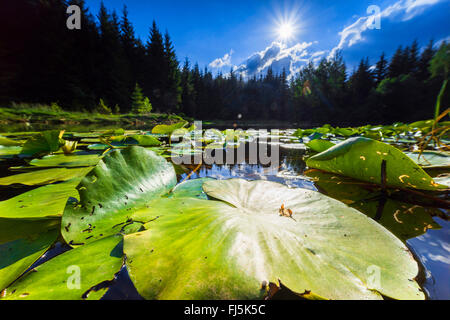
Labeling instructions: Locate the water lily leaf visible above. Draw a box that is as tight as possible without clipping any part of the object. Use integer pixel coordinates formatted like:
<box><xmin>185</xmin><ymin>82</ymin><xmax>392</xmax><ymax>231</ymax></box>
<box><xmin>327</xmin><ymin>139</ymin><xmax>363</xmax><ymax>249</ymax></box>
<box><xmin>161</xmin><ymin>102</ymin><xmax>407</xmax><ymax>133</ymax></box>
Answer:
<box><xmin>306</xmin><ymin>137</ymin><xmax>446</xmax><ymax>191</ymax></box>
<box><xmin>124</xmin><ymin>178</ymin><xmax>424</xmax><ymax>300</ymax></box>
<box><xmin>151</xmin><ymin>121</ymin><xmax>188</xmax><ymax>135</ymax></box>
<box><xmin>0</xmin><ymin>227</ymin><xmax>58</xmax><ymax>291</ymax></box>
<box><xmin>0</xmin><ymin>136</ymin><xmax>23</xmax><ymax>146</ymax></box>
<box><xmin>111</xmin><ymin>135</ymin><xmax>162</xmax><ymax>147</ymax></box>
<box><xmin>1</xmin><ymin>235</ymin><xmax>123</xmax><ymax>300</ymax></box>
<box><xmin>305</xmin><ymin>170</ymin><xmax>442</xmax><ymax>241</ymax></box>
<box><xmin>0</xmin><ymin>180</ymin><xmax>80</xmax><ymax>219</ymax></box>
<box><xmin>0</xmin><ymin>146</ymin><xmax>21</xmax><ymax>158</ymax></box>
<box><xmin>28</xmin><ymin>153</ymin><xmax>101</xmax><ymax>168</ymax></box>
<box><xmin>21</xmin><ymin>130</ymin><xmax>65</xmax><ymax>157</ymax></box>
<box><xmin>61</xmin><ymin>146</ymin><xmax>176</xmax><ymax>246</ymax></box>
<box><xmin>305</xmin><ymin>139</ymin><xmax>335</xmax><ymax>153</ymax></box>
<box><xmin>169</xmin><ymin>178</ymin><xmax>214</xmax><ymax>199</ymax></box>
<box><xmin>0</xmin><ymin>167</ymin><xmax>93</xmax><ymax>186</ymax></box>
<box><xmin>405</xmin><ymin>151</ymin><xmax>450</xmax><ymax>168</ymax></box>
<box><xmin>0</xmin><ymin>218</ymin><xmax>60</xmax><ymax>244</ymax></box>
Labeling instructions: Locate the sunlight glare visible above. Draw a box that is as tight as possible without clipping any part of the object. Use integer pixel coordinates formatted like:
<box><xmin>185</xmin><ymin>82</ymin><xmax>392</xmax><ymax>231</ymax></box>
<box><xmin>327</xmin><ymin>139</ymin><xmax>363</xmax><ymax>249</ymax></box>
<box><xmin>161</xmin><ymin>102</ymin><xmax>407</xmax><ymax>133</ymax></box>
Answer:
<box><xmin>278</xmin><ymin>23</ymin><xmax>295</xmax><ymax>40</ymax></box>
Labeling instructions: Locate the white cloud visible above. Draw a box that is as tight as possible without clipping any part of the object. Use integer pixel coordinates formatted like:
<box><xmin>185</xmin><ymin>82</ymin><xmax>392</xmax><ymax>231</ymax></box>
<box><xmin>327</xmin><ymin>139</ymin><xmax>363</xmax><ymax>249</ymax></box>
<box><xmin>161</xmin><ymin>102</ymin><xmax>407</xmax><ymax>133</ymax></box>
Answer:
<box><xmin>233</xmin><ymin>41</ymin><xmax>322</xmax><ymax>80</ymax></box>
<box><xmin>329</xmin><ymin>0</ymin><xmax>445</xmax><ymax>58</ymax></box>
<box><xmin>209</xmin><ymin>49</ymin><xmax>233</xmax><ymax>68</ymax></box>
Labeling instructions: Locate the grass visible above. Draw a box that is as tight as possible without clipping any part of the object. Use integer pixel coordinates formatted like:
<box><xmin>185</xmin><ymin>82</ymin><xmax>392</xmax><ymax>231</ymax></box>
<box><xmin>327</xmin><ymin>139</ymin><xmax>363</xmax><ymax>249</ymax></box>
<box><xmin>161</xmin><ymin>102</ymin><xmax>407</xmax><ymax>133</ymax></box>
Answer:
<box><xmin>0</xmin><ymin>103</ymin><xmax>189</xmax><ymax>127</ymax></box>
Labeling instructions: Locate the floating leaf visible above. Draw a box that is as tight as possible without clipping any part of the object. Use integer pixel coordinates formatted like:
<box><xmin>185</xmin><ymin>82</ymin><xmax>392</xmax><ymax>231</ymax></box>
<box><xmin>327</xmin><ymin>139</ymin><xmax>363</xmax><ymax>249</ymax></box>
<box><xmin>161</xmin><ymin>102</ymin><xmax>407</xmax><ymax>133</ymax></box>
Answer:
<box><xmin>0</xmin><ymin>227</ymin><xmax>58</xmax><ymax>291</ymax></box>
<box><xmin>151</xmin><ymin>121</ymin><xmax>188</xmax><ymax>135</ymax></box>
<box><xmin>124</xmin><ymin>178</ymin><xmax>424</xmax><ymax>300</ymax></box>
<box><xmin>305</xmin><ymin>139</ymin><xmax>335</xmax><ymax>153</ymax></box>
<box><xmin>111</xmin><ymin>135</ymin><xmax>161</xmax><ymax>147</ymax></box>
<box><xmin>306</xmin><ymin>137</ymin><xmax>446</xmax><ymax>191</ymax></box>
<box><xmin>28</xmin><ymin>153</ymin><xmax>101</xmax><ymax>168</ymax></box>
<box><xmin>1</xmin><ymin>235</ymin><xmax>123</xmax><ymax>300</ymax></box>
<box><xmin>0</xmin><ymin>180</ymin><xmax>80</xmax><ymax>219</ymax></box>
<box><xmin>0</xmin><ymin>136</ymin><xmax>23</xmax><ymax>147</ymax></box>
<box><xmin>405</xmin><ymin>151</ymin><xmax>450</xmax><ymax>169</ymax></box>
<box><xmin>0</xmin><ymin>167</ymin><xmax>93</xmax><ymax>186</ymax></box>
<box><xmin>61</xmin><ymin>146</ymin><xmax>176</xmax><ymax>246</ymax></box>
<box><xmin>21</xmin><ymin>130</ymin><xmax>65</xmax><ymax>157</ymax></box>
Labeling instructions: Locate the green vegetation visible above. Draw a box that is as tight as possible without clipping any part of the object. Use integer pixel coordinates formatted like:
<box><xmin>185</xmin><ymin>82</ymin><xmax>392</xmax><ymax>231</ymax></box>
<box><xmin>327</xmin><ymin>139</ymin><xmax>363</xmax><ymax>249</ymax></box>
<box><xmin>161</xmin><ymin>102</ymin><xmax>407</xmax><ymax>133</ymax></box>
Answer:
<box><xmin>0</xmin><ymin>120</ymin><xmax>448</xmax><ymax>300</ymax></box>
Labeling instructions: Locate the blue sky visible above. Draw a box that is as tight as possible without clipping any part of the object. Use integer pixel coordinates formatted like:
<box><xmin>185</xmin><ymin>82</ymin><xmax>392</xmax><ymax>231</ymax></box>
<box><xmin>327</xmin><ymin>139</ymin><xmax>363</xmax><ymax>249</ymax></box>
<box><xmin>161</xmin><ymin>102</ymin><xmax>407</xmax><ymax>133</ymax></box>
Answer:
<box><xmin>85</xmin><ymin>0</ymin><xmax>450</xmax><ymax>78</ymax></box>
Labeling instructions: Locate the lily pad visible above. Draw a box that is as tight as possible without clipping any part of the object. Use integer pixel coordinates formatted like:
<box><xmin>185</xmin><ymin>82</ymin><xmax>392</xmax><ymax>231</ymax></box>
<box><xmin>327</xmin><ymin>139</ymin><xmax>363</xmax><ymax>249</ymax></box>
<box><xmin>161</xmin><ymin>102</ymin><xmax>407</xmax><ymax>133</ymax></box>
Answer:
<box><xmin>170</xmin><ymin>178</ymin><xmax>214</xmax><ymax>199</ymax></box>
<box><xmin>405</xmin><ymin>151</ymin><xmax>450</xmax><ymax>169</ymax></box>
<box><xmin>305</xmin><ymin>139</ymin><xmax>335</xmax><ymax>153</ymax></box>
<box><xmin>21</xmin><ymin>130</ymin><xmax>65</xmax><ymax>157</ymax></box>
<box><xmin>61</xmin><ymin>146</ymin><xmax>177</xmax><ymax>246</ymax></box>
<box><xmin>0</xmin><ymin>227</ymin><xmax>58</xmax><ymax>291</ymax></box>
<box><xmin>1</xmin><ymin>235</ymin><xmax>123</xmax><ymax>300</ymax></box>
<box><xmin>151</xmin><ymin>121</ymin><xmax>188</xmax><ymax>135</ymax></box>
<box><xmin>0</xmin><ymin>136</ymin><xmax>23</xmax><ymax>146</ymax></box>
<box><xmin>0</xmin><ymin>180</ymin><xmax>80</xmax><ymax>219</ymax></box>
<box><xmin>306</xmin><ymin>137</ymin><xmax>446</xmax><ymax>191</ymax></box>
<box><xmin>0</xmin><ymin>218</ymin><xmax>60</xmax><ymax>244</ymax></box>
<box><xmin>0</xmin><ymin>167</ymin><xmax>93</xmax><ymax>186</ymax></box>
<box><xmin>0</xmin><ymin>146</ymin><xmax>21</xmax><ymax>158</ymax></box>
<box><xmin>28</xmin><ymin>153</ymin><xmax>101</xmax><ymax>168</ymax></box>
<box><xmin>124</xmin><ymin>178</ymin><xmax>424</xmax><ymax>300</ymax></box>
<box><xmin>112</xmin><ymin>135</ymin><xmax>162</xmax><ymax>147</ymax></box>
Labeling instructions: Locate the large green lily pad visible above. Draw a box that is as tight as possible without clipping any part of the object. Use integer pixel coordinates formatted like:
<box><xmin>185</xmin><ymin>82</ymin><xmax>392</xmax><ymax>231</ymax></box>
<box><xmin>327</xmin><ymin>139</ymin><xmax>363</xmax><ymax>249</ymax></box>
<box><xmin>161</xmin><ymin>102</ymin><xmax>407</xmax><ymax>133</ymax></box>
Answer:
<box><xmin>0</xmin><ymin>180</ymin><xmax>80</xmax><ymax>219</ymax></box>
<box><xmin>1</xmin><ymin>235</ymin><xmax>123</xmax><ymax>300</ymax></box>
<box><xmin>0</xmin><ymin>227</ymin><xmax>58</xmax><ymax>291</ymax></box>
<box><xmin>0</xmin><ymin>167</ymin><xmax>93</xmax><ymax>186</ymax></box>
<box><xmin>306</xmin><ymin>137</ymin><xmax>446</xmax><ymax>191</ymax></box>
<box><xmin>28</xmin><ymin>153</ymin><xmax>101</xmax><ymax>168</ymax></box>
<box><xmin>124</xmin><ymin>178</ymin><xmax>424</xmax><ymax>300</ymax></box>
<box><xmin>61</xmin><ymin>146</ymin><xmax>177</xmax><ymax>246</ymax></box>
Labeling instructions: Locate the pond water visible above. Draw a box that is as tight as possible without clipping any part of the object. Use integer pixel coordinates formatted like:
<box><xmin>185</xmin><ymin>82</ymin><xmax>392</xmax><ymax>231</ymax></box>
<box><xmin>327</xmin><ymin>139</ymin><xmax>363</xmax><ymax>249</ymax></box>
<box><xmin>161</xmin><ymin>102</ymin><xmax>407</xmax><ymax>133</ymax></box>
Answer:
<box><xmin>0</xmin><ymin>128</ymin><xmax>448</xmax><ymax>300</ymax></box>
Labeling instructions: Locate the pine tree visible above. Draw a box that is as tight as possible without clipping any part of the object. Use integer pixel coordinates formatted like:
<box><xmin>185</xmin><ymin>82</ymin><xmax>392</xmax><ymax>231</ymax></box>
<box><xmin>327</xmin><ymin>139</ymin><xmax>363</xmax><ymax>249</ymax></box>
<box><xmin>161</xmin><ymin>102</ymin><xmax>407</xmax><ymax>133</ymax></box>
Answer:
<box><xmin>146</xmin><ymin>21</ymin><xmax>166</xmax><ymax>111</ymax></box>
<box><xmin>131</xmin><ymin>83</ymin><xmax>152</xmax><ymax>114</ymax></box>
<box><xmin>164</xmin><ymin>31</ymin><xmax>182</xmax><ymax>112</ymax></box>
<box><xmin>375</xmin><ymin>52</ymin><xmax>388</xmax><ymax>84</ymax></box>
<box><xmin>417</xmin><ymin>40</ymin><xmax>436</xmax><ymax>81</ymax></box>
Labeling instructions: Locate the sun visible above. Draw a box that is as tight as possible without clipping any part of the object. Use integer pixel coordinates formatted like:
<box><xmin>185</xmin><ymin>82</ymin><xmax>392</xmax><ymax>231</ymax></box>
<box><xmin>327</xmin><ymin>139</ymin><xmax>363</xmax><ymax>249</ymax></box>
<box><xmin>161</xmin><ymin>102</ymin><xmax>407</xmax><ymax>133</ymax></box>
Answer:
<box><xmin>278</xmin><ymin>23</ymin><xmax>295</xmax><ymax>40</ymax></box>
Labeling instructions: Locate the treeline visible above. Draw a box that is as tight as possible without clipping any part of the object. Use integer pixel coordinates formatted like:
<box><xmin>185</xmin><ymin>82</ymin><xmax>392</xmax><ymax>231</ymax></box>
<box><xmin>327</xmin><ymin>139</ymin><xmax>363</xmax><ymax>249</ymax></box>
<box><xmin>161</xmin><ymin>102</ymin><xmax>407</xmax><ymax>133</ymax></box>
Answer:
<box><xmin>0</xmin><ymin>0</ymin><xmax>448</xmax><ymax>125</ymax></box>
<box><xmin>0</xmin><ymin>0</ymin><xmax>181</xmax><ymax>114</ymax></box>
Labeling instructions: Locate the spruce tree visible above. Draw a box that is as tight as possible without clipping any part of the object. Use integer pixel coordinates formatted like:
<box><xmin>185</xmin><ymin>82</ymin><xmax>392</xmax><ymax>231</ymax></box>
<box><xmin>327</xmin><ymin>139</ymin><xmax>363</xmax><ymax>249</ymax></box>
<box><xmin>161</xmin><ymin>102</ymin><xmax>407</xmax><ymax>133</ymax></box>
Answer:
<box><xmin>131</xmin><ymin>83</ymin><xmax>152</xmax><ymax>114</ymax></box>
<box><xmin>375</xmin><ymin>52</ymin><xmax>388</xmax><ymax>84</ymax></box>
<box><xmin>164</xmin><ymin>31</ymin><xmax>182</xmax><ymax>112</ymax></box>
